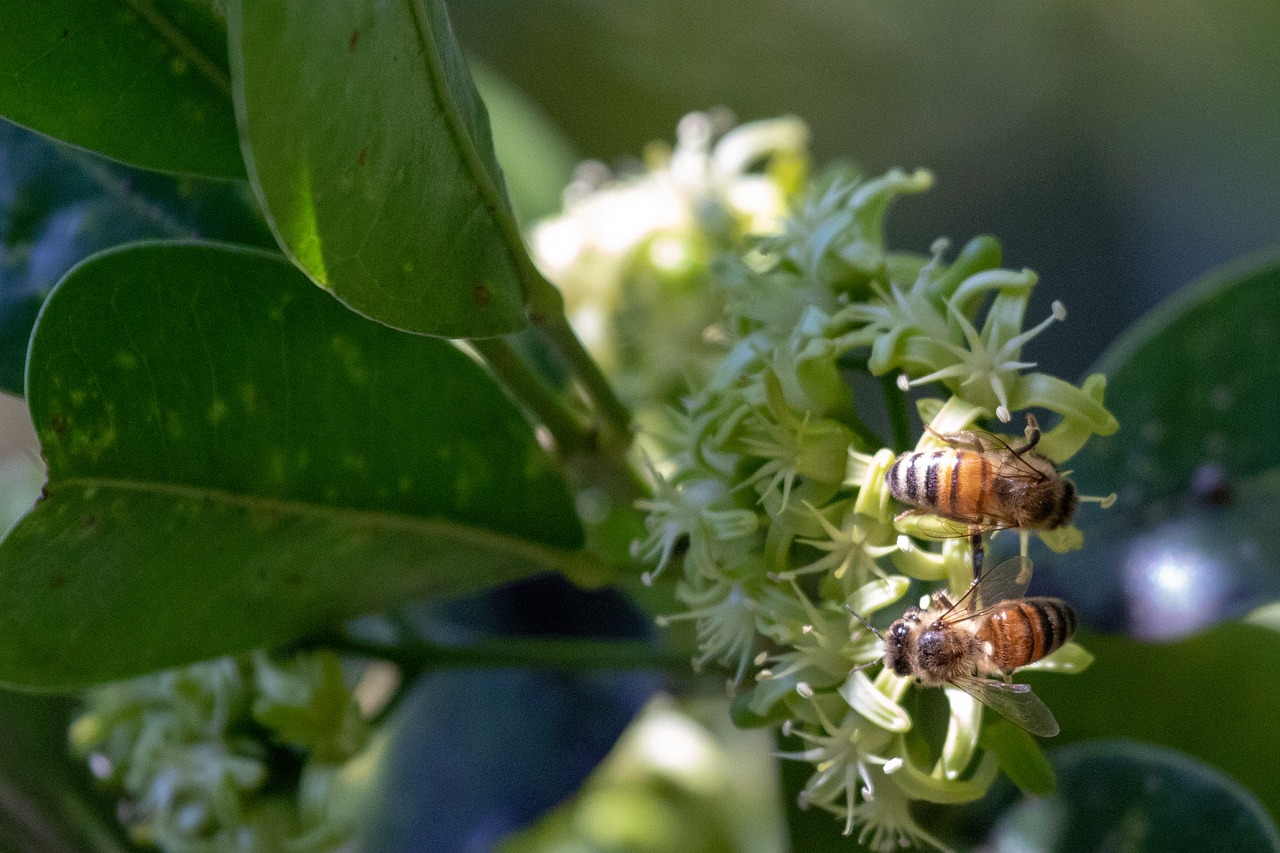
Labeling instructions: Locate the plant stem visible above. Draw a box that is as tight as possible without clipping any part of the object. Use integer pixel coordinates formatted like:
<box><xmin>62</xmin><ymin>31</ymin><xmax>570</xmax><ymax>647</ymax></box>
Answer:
<box><xmin>880</xmin><ymin>373</ymin><xmax>912</xmax><ymax>450</ymax></box>
<box><xmin>521</xmin><ymin>263</ymin><xmax>634</xmax><ymax>449</ymax></box>
<box><xmin>469</xmin><ymin>337</ymin><xmax>592</xmax><ymax>455</ymax></box>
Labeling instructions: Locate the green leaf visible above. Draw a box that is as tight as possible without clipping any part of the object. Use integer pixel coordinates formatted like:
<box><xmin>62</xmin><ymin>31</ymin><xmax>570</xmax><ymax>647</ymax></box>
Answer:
<box><xmin>0</xmin><ymin>0</ymin><xmax>242</xmax><ymax>179</ymax></box>
<box><xmin>1028</xmin><ymin>624</ymin><xmax>1280</xmax><ymax>823</ymax></box>
<box><xmin>987</xmin><ymin>740</ymin><xmax>1280</xmax><ymax>852</ymax></box>
<box><xmin>978</xmin><ymin>717</ymin><xmax>1055</xmax><ymax>797</ymax></box>
<box><xmin>0</xmin><ymin>117</ymin><xmax>272</xmax><ymax>395</ymax></box>
<box><xmin>229</xmin><ymin>0</ymin><xmax>529</xmax><ymax>337</ymax></box>
<box><xmin>1</xmin><ymin>241</ymin><xmax>582</xmax><ymax>690</ymax></box>
<box><xmin>1056</xmin><ymin>471</ymin><xmax>1280</xmax><ymax>639</ymax></box>
<box><xmin>1040</xmin><ymin>252</ymin><xmax>1280</xmax><ymax>637</ymax></box>
<box><xmin>1072</xmin><ymin>250</ymin><xmax>1280</xmax><ymax>519</ymax></box>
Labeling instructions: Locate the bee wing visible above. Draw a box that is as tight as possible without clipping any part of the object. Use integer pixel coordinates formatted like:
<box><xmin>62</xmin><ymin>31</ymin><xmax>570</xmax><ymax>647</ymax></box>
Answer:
<box><xmin>952</xmin><ymin>676</ymin><xmax>1060</xmax><ymax>737</ymax></box>
<box><xmin>971</xmin><ymin>555</ymin><xmax>1034</xmax><ymax>611</ymax></box>
<box><xmin>999</xmin><ymin>458</ymin><xmax>1054</xmax><ymax>484</ymax></box>
<box><xmin>941</xmin><ymin>556</ymin><xmax>1034</xmax><ymax>622</ymax></box>
<box><xmin>929</xmin><ymin>425</ymin><xmax>1006</xmax><ymax>453</ymax></box>
<box><xmin>950</xmin><ymin>427</ymin><xmax>1051</xmax><ymax>484</ymax></box>
<box><xmin>898</xmin><ymin>514</ymin><xmax>1024</xmax><ymax>547</ymax></box>
<box><xmin>903</xmin><ymin>515</ymin><xmax>975</xmax><ymax>538</ymax></box>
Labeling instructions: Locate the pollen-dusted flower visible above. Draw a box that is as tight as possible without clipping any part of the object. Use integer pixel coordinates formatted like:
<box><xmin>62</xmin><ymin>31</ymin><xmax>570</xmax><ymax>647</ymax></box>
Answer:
<box><xmin>737</xmin><ymin>372</ymin><xmax>856</xmax><ymax>511</ymax></box>
<box><xmin>789</xmin><ymin>504</ymin><xmax>896</xmax><ymax>585</ymax></box>
<box><xmin>633</xmin><ymin>459</ymin><xmax>739</xmax><ymax>585</ymax></box>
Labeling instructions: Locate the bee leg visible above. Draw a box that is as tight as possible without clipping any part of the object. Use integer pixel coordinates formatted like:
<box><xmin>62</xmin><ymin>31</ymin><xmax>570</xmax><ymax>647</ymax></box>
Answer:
<box><xmin>893</xmin><ymin>507</ymin><xmax>927</xmax><ymax>522</ymax></box>
<box><xmin>969</xmin><ymin>527</ymin><xmax>984</xmax><ymax>577</ymax></box>
<box><xmin>925</xmin><ymin>421</ymin><xmax>987</xmax><ymax>452</ymax></box>
<box><xmin>1010</xmin><ymin>413</ymin><xmax>1042</xmax><ymax>454</ymax></box>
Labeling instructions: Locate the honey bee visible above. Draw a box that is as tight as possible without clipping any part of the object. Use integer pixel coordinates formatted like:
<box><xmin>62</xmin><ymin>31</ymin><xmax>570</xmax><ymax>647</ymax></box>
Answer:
<box><xmin>885</xmin><ymin>413</ymin><xmax>1076</xmax><ymax>573</ymax></box>
<box><xmin>849</xmin><ymin>556</ymin><xmax>1074</xmax><ymax>736</ymax></box>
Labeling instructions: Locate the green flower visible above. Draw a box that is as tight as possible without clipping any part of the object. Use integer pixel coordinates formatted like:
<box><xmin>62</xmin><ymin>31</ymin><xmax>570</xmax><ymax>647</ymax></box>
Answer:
<box><xmin>892</xmin><ymin>290</ymin><xmax>1065</xmax><ymax>423</ymax></box>
<box><xmin>71</xmin><ymin>652</ymin><xmax>369</xmax><ymax>852</ymax></box>
<box><xmin>658</xmin><ymin>576</ymin><xmax>760</xmax><ymax>683</ymax></box>
<box><xmin>629</xmin><ymin>152</ymin><xmax>1115</xmax><ymax>847</ymax></box>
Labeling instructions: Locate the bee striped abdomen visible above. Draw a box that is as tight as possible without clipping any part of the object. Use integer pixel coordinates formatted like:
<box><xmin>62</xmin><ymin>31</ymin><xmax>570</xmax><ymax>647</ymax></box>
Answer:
<box><xmin>887</xmin><ymin>449</ymin><xmax>992</xmax><ymax>522</ymax></box>
<box><xmin>978</xmin><ymin>598</ymin><xmax>1076</xmax><ymax>672</ymax></box>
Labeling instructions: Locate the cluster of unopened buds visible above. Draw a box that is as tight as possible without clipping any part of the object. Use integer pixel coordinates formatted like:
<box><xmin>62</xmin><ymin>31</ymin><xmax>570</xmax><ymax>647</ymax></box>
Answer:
<box><xmin>632</xmin><ymin>153</ymin><xmax>1119</xmax><ymax>849</ymax></box>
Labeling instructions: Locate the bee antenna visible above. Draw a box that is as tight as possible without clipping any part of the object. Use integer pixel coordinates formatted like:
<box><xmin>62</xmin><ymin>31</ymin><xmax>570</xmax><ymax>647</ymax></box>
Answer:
<box><xmin>844</xmin><ymin>603</ymin><xmax>884</xmax><ymax>641</ymax></box>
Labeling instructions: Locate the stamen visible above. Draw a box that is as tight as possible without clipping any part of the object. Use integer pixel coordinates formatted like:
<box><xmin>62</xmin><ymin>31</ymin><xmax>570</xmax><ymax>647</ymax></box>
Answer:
<box><xmin>1079</xmin><ymin>491</ymin><xmax>1118</xmax><ymax>508</ymax></box>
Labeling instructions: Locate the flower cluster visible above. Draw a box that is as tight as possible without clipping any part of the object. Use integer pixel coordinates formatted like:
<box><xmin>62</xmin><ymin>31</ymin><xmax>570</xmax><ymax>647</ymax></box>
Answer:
<box><xmin>530</xmin><ymin>108</ymin><xmax>809</xmax><ymax>409</ymax></box>
<box><xmin>633</xmin><ymin>149</ymin><xmax>1117</xmax><ymax>849</ymax></box>
<box><xmin>70</xmin><ymin>652</ymin><xmax>369</xmax><ymax>853</ymax></box>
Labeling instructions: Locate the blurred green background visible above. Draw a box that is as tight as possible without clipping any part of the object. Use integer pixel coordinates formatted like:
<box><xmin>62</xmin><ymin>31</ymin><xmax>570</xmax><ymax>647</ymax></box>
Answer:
<box><xmin>452</xmin><ymin>0</ymin><xmax>1280</xmax><ymax>383</ymax></box>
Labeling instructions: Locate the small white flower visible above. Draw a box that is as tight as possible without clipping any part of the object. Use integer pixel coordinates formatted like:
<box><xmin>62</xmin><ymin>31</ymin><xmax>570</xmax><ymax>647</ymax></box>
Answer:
<box><xmin>896</xmin><ymin>286</ymin><xmax>1062</xmax><ymax>422</ymax></box>
<box><xmin>657</xmin><ymin>577</ymin><xmax>760</xmax><ymax>684</ymax></box>
<box><xmin>790</xmin><ymin>504</ymin><xmax>897</xmax><ymax>586</ymax></box>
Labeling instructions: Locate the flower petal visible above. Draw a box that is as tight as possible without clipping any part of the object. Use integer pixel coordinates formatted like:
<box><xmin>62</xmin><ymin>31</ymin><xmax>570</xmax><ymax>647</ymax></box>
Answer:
<box><xmin>1037</xmin><ymin>524</ymin><xmax>1084</xmax><ymax>553</ymax></box>
<box><xmin>1019</xmin><ymin>641</ymin><xmax>1094</xmax><ymax>674</ymax></box>
<box><xmin>847</xmin><ymin>575</ymin><xmax>911</xmax><ymax>617</ymax></box>
<box><xmin>890</xmin><ymin>743</ymin><xmax>1000</xmax><ymax>803</ymax></box>
<box><xmin>839</xmin><ymin>670</ymin><xmax>911</xmax><ymax>732</ymax></box>
<box><xmin>937</xmin><ymin>686</ymin><xmax>982</xmax><ymax>780</ymax></box>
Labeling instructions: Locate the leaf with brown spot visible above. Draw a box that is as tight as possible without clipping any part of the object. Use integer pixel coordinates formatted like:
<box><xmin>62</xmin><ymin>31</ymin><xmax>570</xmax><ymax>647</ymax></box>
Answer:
<box><xmin>0</xmin><ymin>242</ymin><xmax>582</xmax><ymax>689</ymax></box>
<box><xmin>230</xmin><ymin>0</ymin><xmax>529</xmax><ymax>336</ymax></box>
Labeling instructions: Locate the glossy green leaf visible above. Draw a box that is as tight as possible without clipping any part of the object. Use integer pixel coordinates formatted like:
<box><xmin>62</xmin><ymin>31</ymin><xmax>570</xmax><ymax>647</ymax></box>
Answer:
<box><xmin>1</xmin><ymin>242</ymin><xmax>581</xmax><ymax>690</ymax></box>
<box><xmin>987</xmin><ymin>740</ymin><xmax>1280</xmax><ymax>852</ymax></box>
<box><xmin>0</xmin><ymin>448</ymin><xmax>134</xmax><ymax>850</ymax></box>
<box><xmin>1071</xmin><ymin>250</ymin><xmax>1280</xmax><ymax>520</ymax></box>
<box><xmin>1028</xmin><ymin>624</ymin><xmax>1280</xmax><ymax>823</ymax></box>
<box><xmin>1043</xmin><ymin>471</ymin><xmax>1280</xmax><ymax>639</ymax></box>
<box><xmin>0</xmin><ymin>0</ymin><xmax>242</xmax><ymax>179</ymax></box>
<box><xmin>0</xmin><ymin>117</ymin><xmax>272</xmax><ymax>395</ymax></box>
<box><xmin>355</xmin><ymin>670</ymin><xmax>655</xmax><ymax>853</ymax></box>
<box><xmin>229</xmin><ymin>0</ymin><xmax>528</xmax><ymax>337</ymax></box>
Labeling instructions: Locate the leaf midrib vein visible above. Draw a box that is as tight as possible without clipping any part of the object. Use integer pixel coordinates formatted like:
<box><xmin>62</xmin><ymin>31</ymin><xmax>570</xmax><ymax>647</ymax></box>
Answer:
<box><xmin>122</xmin><ymin>0</ymin><xmax>232</xmax><ymax>99</ymax></box>
<box><xmin>404</xmin><ymin>0</ymin><xmax>531</xmax><ymax>299</ymax></box>
<box><xmin>51</xmin><ymin>475</ymin><xmax>577</xmax><ymax>572</ymax></box>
